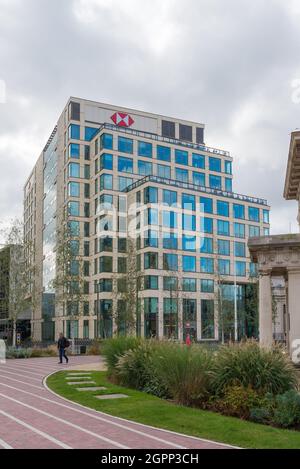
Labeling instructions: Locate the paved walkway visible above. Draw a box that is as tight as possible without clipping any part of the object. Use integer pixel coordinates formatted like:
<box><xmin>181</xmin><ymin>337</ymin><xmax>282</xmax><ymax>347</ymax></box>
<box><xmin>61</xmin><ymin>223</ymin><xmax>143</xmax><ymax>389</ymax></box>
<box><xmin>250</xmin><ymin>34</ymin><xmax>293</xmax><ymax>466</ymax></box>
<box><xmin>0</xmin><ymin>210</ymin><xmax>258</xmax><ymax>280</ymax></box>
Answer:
<box><xmin>0</xmin><ymin>356</ymin><xmax>235</xmax><ymax>449</ymax></box>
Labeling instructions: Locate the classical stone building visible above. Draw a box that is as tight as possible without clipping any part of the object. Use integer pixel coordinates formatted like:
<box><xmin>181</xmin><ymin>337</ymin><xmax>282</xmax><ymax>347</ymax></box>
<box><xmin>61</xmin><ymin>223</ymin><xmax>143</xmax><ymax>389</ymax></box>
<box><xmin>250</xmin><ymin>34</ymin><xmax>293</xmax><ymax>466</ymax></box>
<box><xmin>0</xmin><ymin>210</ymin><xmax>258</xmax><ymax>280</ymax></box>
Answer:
<box><xmin>249</xmin><ymin>130</ymin><xmax>300</xmax><ymax>359</ymax></box>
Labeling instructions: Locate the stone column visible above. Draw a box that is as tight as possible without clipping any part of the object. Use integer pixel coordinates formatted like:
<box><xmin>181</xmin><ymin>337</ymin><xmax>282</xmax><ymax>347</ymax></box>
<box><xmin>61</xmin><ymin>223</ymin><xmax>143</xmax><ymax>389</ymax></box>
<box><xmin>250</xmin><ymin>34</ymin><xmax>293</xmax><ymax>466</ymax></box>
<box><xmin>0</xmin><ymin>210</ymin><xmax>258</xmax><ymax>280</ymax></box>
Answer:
<box><xmin>259</xmin><ymin>269</ymin><xmax>273</xmax><ymax>347</ymax></box>
<box><xmin>287</xmin><ymin>268</ymin><xmax>300</xmax><ymax>356</ymax></box>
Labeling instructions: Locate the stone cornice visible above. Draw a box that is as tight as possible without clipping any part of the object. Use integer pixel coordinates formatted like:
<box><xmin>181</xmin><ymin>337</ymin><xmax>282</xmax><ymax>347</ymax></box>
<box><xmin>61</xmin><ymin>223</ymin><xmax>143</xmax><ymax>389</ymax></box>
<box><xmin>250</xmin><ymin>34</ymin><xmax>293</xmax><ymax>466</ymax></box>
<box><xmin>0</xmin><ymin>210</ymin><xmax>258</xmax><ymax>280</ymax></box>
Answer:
<box><xmin>284</xmin><ymin>130</ymin><xmax>300</xmax><ymax>200</ymax></box>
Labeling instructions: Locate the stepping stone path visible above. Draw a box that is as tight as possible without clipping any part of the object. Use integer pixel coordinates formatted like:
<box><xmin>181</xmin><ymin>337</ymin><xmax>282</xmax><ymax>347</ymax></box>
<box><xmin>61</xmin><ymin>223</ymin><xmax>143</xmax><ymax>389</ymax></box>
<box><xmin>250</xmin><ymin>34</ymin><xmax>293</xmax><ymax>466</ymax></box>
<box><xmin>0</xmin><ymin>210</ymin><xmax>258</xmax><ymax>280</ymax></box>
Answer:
<box><xmin>67</xmin><ymin>381</ymin><xmax>96</xmax><ymax>385</ymax></box>
<box><xmin>95</xmin><ymin>394</ymin><xmax>129</xmax><ymax>400</ymax></box>
<box><xmin>76</xmin><ymin>387</ymin><xmax>107</xmax><ymax>392</ymax></box>
<box><xmin>66</xmin><ymin>376</ymin><xmax>92</xmax><ymax>380</ymax></box>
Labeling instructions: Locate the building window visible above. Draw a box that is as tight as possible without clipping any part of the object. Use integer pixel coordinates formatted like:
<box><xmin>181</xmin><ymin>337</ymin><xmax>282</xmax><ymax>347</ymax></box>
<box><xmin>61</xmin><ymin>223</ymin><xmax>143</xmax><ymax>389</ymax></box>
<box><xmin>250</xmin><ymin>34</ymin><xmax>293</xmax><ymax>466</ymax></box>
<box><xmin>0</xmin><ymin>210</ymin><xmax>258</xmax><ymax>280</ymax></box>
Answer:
<box><xmin>144</xmin><ymin>252</ymin><xmax>158</xmax><ymax>269</ymax></box>
<box><xmin>179</xmin><ymin>124</ymin><xmax>192</xmax><ymax>142</ymax></box>
<box><xmin>163</xmin><ymin>276</ymin><xmax>178</xmax><ymax>291</ymax></box>
<box><xmin>218</xmin><ymin>259</ymin><xmax>230</xmax><ymax>275</ymax></box>
<box><xmin>201</xmin><ymin>217</ymin><xmax>213</xmax><ymax>234</ymax></box>
<box><xmin>235</xmin><ymin>261</ymin><xmax>246</xmax><ymax>277</ymax></box>
<box><xmin>217</xmin><ymin>200</ymin><xmax>229</xmax><ymax>217</ymax></box>
<box><xmin>234</xmin><ymin>222</ymin><xmax>245</xmax><ymax>238</ymax></box>
<box><xmin>163</xmin><ymin>232</ymin><xmax>178</xmax><ymax>250</ymax></box>
<box><xmin>144</xmin><ymin>275</ymin><xmax>158</xmax><ymax>290</ymax></box>
<box><xmin>100</xmin><ymin>153</ymin><xmax>113</xmax><ymax>170</ymax></box>
<box><xmin>163</xmin><ymin>253</ymin><xmax>178</xmax><ymax>271</ymax></box>
<box><xmin>118</xmin><ymin>136</ymin><xmax>133</xmax><ymax>154</ymax></box>
<box><xmin>85</xmin><ymin>127</ymin><xmax>98</xmax><ymax>141</ymax></box>
<box><xmin>175</xmin><ymin>149</ymin><xmax>188</xmax><ymax>166</ymax></box>
<box><xmin>233</xmin><ymin>204</ymin><xmax>245</xmax><ymax>219</ymax></box>
<box><xmin>250</xmin><ymin>262</ymin><xmax>258</xmax><ymax>277</ymax></box>
<box><xmin>182</xmin><ymin>235</ymin><xmax>196</xmax><ymax>251</ymax></box>
<box><xmin>200</xmin><ymin>197</ymin><xmax>213</xmax><ymax>214</ymax></box>
<box><xmin>193</xmin><ymin>172</ymin><xmax>205</xmax><ymax>186</ymax></box>
<box><xmin>182</xmin><ymin>278</ymin><xmax>196</xmax><ymax>292</ymax></box>
<box><xmin>118</xmin><ymin>257</ymin><xmax>127</xmax><ymax>273</ymax></box>
<box><xmin>99</xmin><ymin>257</ymin><xmax>113</xmax><ymax>273</ymax></box>
<box><xmin>234</xmin><ymin>241</ymin><xmax>246</xmax><ymax>258</ymax></box>
<box><xmin>68</xmin><ymin>220</ymin><xmax>79</xmax><ymax>236</ymax></box>
<box><xmin>182</xmin><ymin>255</ymin><xmax>196</xmax><ymax>272</ymax></box>
<box><xmin>99</xmin><ymin>236</ymin><xmax>113</xmax><ymax>252</ymax></box>
<box><xmin>157</xmin><ymin>145</ymin><xmax>171</xmax><ymax>162</ymax></box>
<box><xmin>263</xmin><ymin>209</ymin><xmax>269</xmax><ymax>224</ymax></box>
<box><xmin>163</xmin><ymin>189</ymin><xmax>177</xmax><ymax>206</ymax></box>
<box><xmin>163</xmin><ymin>298</ymin><xmax>178</xmax><ymax>338</ymax></box>
<box><xmin>144</xmin><ymin>186</ymin><xmax>158</xmax><ymax>204</ymax></box>
<box><xmin>249</xmin><ymin>206</ymin><xmax>260</xmax><ymax>222</ymax></box>
<box><xmin>68</xmin><ymin>201</ymin><xmax>79</xmax><ymax>216</ymax></box>
<box><xmin>218</xmin><ymin>239</ymin><xmax>230</xmax><ymax>256</ymax></box>
<box><xmin>264</xmin><ymin>227</ymin><xmax>270</xmax><ymax>236</ymax></box>
<box><xmin>69</xmin><ymin>124</ymin><xmax>80</xmax><ymax>140</ymax></box>
<box><xmin>68</xmin><ymin>162</ymin><xmax>80</xmax><ymax>178</ymax></box>
<box><xmin>225</xmin><ymin>178</ymin><xmax>232</xmax><ymax>192</ymax></box>
<box><xmin>118</xmin><ymin>176</ymin><xmax>133</xmax><ymax>191</ymax></box>
<box><xmin>144</xmin><ymin>229</ymin><xmax>159</xmax><ymax>248</ymax></box>
<box><xmin>182</xmin><ymin>193</ymin><xmax>195</xmax><ymax>211</ymax></box>
<box><xmin>138</xmin><ymin>160</ymin><xmax>152</xmax><ymax>176</ymax></box>
<box><xmin>217</xmin><ymin>220</ymin><xmax>230</xmax><ymax>236</ymax></box>
<box><xmin>192</xmin><ymin>153</ymin><xmax>205</xmax><ymax>169</ymax></box>
<box><xmin>138</xmin><ymin>141</ymin><xmax>152</xmax><ymax>158</ymax></box>
<box><xmin>182</xmin><ymin>214</ymin><xmax>196</xmax><ymax>231</ymax></box>
<box><xmin>225</xmin><ymin>160</ymin><xmax>232</xmax><ymax>174</ymax></box>
<box><xmin>162</xmin><ymin>120</ymin><xmax>175</xmax><ymax>138</ymax></box>
<box><xmin>145</xmin><ymin>207</ymin><xmax>158</xmax><ymax>226</ymax></box>
<box><xmin>84</xmin><ymin>164</ymin><xmax>90</xmax><ymax>179</ymax></box>
<box><xmin>196</xmin><ymin>127</ymin><xmax>204</xmax><ymax>144</ymax></box>
<box><xmin>200</xmin><ymin>257</ymin><xmax>214</xmax><ymax>274</ymax></box>
<box><xmin>201</xmin><ymin>300</ymin><xmax>215</xmax><ymax>339</ymax></box>
<box><xmin>100</xmin><ymin>133</ymin><xmax>113</xmax><ymax>150</ymax></box>
<box><xmin>175</xmin><ymin>167</ymin><xmax>188</xmax><ymax>183</ymax></box>
<box><xmin>157</xmin><ymin>164</ymin><xmax>171</xmax><ymax>179</ymax></box>
<box><xmin>69</xmin><ymin>101</ymin><xmax>80</xmax><ymax>121</ymax></box>
<box><xmin>99</xmin><ymin>279</ymin><xmax>113</xmax><ymax>292</ymax></box>
<box><xmin>118</xmin><ymin>156</ymin><xmax>133</xmax><ymax>173</ymax></box>
<box><xmin>201</xmin><ymin>279</ymin><xmax>214</xmax><ymax>293</ymax></box>
<box><xmin>209</xmin><ymin>175</ymin><xmax>222</xmax><ymax>189</ymax></box>
<box><xmin>249</xmin><ymin>225</ymin><xmax>260</xmax><ymax>237</ymax></box>
<box><xmin>183</xmin><ymin>299</ymin><xmax>197</xmax><ymax>341</ymax></box>
<box><xmin>200</xmin><ymin>237</ymin><xmax>213</xmax><ymax>254</ymax></box>
<box><xmin>68</xmin><ymin>143</ymin><xmax>80</xmax><ymax>159</ymax></box>
<box><xmin>100</xmin><ymin>174</ymin><xmax>113</xmax><ymax>190</ymax></box>
<box><xmin>162</xmin><ymin>211</ymin><xmax>177</xmax><ymax>228</ymax></box>
<box><xmin>68</xmin><ymin>182</ymin><xmax>80</xmax><ymax>197</ymax></box>
<box><xmin>209</xmin><ymin>157</ymin><xmax>221</xmax><ymax>172</ymax></box>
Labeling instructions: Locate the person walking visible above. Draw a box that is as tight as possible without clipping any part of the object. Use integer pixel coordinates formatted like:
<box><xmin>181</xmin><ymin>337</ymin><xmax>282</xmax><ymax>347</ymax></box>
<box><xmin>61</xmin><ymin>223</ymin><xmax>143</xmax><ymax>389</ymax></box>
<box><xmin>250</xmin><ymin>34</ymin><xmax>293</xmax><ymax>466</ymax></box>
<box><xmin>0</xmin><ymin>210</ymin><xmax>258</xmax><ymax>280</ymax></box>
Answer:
<box><xmin>57</xmin><ymin>333</ymin><xmax>69</xmax><ymax>364</ymax></box>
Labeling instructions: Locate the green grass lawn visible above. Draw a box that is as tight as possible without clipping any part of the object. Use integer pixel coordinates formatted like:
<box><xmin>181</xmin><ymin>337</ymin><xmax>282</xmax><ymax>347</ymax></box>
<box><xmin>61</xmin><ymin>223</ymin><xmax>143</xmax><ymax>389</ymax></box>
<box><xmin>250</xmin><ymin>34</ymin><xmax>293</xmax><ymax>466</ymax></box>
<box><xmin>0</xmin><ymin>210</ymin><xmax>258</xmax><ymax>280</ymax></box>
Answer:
<box><xmin>47</xmin><ymin>370</ymin><xmax>300</xmax><ymax>449</ymax></box>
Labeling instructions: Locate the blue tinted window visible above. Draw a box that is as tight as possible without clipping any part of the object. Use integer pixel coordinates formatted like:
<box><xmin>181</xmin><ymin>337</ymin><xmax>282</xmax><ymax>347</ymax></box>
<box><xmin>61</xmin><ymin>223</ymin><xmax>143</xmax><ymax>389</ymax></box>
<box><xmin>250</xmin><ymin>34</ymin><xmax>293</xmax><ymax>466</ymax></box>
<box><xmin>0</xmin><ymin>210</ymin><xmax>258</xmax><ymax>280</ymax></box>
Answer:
<box><xmin>200</xmin><ymin>197</ymin><xmax>213</xmax><ymax>214</ymax></box>
<box><xmin>200</xmin><ymin>257</ymin><xmax>214</xmax><ymax>274</ymax></box>
<box><xmin>249</xmin><ymin>206</ymin><xmax>260</xmax><ymax>222</ymax></box>
<box><xmin>183</xmin><ymin>256</ymin><xmax>196</xmax><ymax>272</ymax></box>
<box><xmin>69</xmin><ymin>143</ymin><xmax>80</xmax><ymax>158</ymax></box>
<box><xmin>234</xmin><ymin>241</ymin><xmax>245</xmax><ymax>257</ymax></box>
<box><xmin>119</xmin><ymin>176</ymin><xmax>133</xmax><ymax>191</ymax></box>
<box><xmin>209</xmin><ymin>175</ymin><xmax>222</xmax><ymax>189</ymax></box>
<box><xmin>175</xmin><ymin>149</ymin><xmax>188</xmax><ymax>165</ymax></box>
<box><xmin>218</xmin><ymin>259</ymin><xmax>230</xmax><ymax>275</ymax></box>
<box><xmin>138</xmin><ymin>141</ymin><xmax>152</xmax><ymax>158</ymax></box>
<box><xmin>163</xmin><ymin>211</ymin><xmax>177</xmax><ymax>228</ymax></box>
<box><xmin>263</xmin><ymin>209</ymin><xmax>269</xmax><ymax>224</ymax></box>
<box><xmin>235</xmin><ymin>261</ymin><xmax>246</xmax><ymax>277</ymax></box>
<box><xmin>68</xmin><ymin>220</ymin><xmax>80</xmax><ymax>236</ymax></box>
<box><xmin>234</xmin><ymin>222</ymin><xmax>245</xmax><ymax>238</ymax></box>
<box><xmin>233</xmin><ymin>204</ymin><xmax>245</xmax><ymax>219</ymax></box>
<box><xmin>176</xmin><ymin>167</ymin><xmax>188</xmax><ymax>183</ymax></box>
<box><xmin>100</xmin><ymin>133</ymin><xmax>113</xmax><ymax>150</ymax></box>
<box><xmin>192</xmin><ymin>153</ymin><xmax>205</xmax><ymax>169</ymax></box>
<box><xmin>68</xmin><ymin>201</ymin><xmax>79</xmax><ymax>216</ymax></box>
<box><xmin>100</xmin><ymin>153</ymin><xmax>113</xmax><ymax>170</ymax></box>
<box><xmin>118</xmin><ymin>136</ymin><xmax>133</xmax><ymax>154</ymax></box>
<box><xmin>157</xmin><ymin>145</ymin><xmax>171</xmax><ymax>162</ymax></box>
<box><xmin>201</xmin><ymin>279</ymin><xmax>214</xmax><ymax>293</ymax></box>
<box><xmin>182</xmin><ymin>278</ymin><xmax>196</xmax><ymax>292</ymax></box>
<box><xmin>201</xmin><ymin>217</ymin><xmax>213</xmax><ymax>234</ymax></box>
<box><xmin>217</xmin><ymin>220</ymin><xmax>230</xmax><ymax>236</ymax></box>
<box><xmin>225</xmin><ymin>161</ymin><xmax>232</xmax><ymax>174</ymax></box>
<box><xmin>182</xmin><ymin>235</ymin><xmax>196</xmax><ymax>251</ymax></box>
<box><xmin>85</xmin><ymin>127</ymin><xmax>98</xmax><ymax>141</ymax></box>
<box><xmin>118</xmin><ymin>156</ymin><xmax>133</xmax><ymax>173</ymax></box>
<box><xmin>144</xmin><ymin>187</ymin><xmax>158</xmax><ymax>204</ymax></box>
<box><xmin>69</xmin><ymin>124</ymin><xmax>80</xmax><ymax>140</ymax></box>
<box><xmin>163</xmin><ymin>232</ymin><xmax>178</xmax><ymax>250</ymax></box>
<box><xmin>225</xmin><ymin>178</ymin><xmax>232</xmax><ymax>192</ymax></box>
<box><xmin>200</xmin><ymin>237</ymin><xmax>213</xmax><ymax>254</ymax></box>
<box><xmin>182</xmin><ymin>214</ymin><xmax>196</xmax><ymax>231</ymax></box>
<box><xmin>264</xmin><ymin>227</ymin><xmax>270</xmax><ymax>236</ymax></box>
<box><xmin>193</xmin><ymin>172</ymin><xmax>205</xmax><ymax>186</ymax></box>
<box><xmin>100</xmin><ymin>174</ymin><xmax>113</xmax><ymax>190</ymax></box>
<box><xmin>144</xmin><ymin>230</ymin><xmax>158</xmax><ymax>248</ymax></box>
<box><xmin>182</xmin><ymin>193</ymin><xmax>195</xmax><ymax>211</ymax></box>
<box><xmin>163</xmin><ymin>189</ymin><xmax>177</xmax><ymax>206</ymax></box>
<box><xmin>68</xmin><ymin>182</ymin><xmax>80</xmax><ymax>197</ymax></box>
<box><xmin>217</xmin><ymin>200</ymin><xmax>229</xmax><ymax>217</ymax></box>
<box><xmin>249</xmin><ymin>225</ymin><xmax>260</xmax><ymax>237</ymax></box>
<box><xmin>218</xmin><ymin>239</ymin><xmax>230</xmax><ymax>256</ymax></box>
<box><xmin>157</xmin><ymin>164</ymin><xmax>171</xmax><ymax>179</ymax></box>
<box><xmin>68</xmin><ymin>163</ymin><xmax>80</xmax><ymax>178</ymax></box>
<box><xmin>138</xmin><ymin>160</ymin><xmax>152</xmax><ymax>176</ymax></box>
<box><xmin>163</xmin><ymin>253</ymin><xmax>178</xmax><ymax>271</ymax></box>
<box><xmin>250</xmin><ymin>262</ymin><xmax>258</xmax><ymax>277</ymax></box>
<box><xmin>209</xmin><ymin>157</ymin><xmax>221</xmax><ymax>172</ymax></box>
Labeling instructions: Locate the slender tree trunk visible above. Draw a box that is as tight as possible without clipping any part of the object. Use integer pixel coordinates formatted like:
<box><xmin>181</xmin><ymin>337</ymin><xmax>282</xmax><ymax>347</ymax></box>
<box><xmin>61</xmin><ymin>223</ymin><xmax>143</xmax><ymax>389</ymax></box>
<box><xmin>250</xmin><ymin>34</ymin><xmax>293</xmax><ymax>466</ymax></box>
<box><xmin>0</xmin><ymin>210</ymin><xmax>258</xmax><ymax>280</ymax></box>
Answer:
<box><xmin>12</xmin><ymin>319</ymin><xmax>17</xmax><ymax>347</ymax></box>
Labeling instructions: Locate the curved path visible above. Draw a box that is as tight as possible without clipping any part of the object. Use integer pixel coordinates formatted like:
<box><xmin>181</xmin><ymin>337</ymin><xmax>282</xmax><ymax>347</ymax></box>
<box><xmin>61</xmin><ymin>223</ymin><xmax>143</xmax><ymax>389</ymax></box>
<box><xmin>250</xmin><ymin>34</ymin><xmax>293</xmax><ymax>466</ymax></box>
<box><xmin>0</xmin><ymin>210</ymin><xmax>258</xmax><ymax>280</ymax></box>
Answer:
<box><xmin>0</xmin><ymin>356</ymin><xmax>235</xmax><ymax>449</ymax></box>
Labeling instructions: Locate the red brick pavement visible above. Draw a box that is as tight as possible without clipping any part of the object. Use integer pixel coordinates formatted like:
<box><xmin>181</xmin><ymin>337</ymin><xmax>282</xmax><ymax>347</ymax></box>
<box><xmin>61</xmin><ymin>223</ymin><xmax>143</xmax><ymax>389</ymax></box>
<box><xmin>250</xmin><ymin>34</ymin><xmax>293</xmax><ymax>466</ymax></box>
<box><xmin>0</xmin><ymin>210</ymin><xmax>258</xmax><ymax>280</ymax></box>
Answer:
<box><xmin>0</xmin><ymin>356</ymin><xmax>237</xmax><ymax>449</ymax></box>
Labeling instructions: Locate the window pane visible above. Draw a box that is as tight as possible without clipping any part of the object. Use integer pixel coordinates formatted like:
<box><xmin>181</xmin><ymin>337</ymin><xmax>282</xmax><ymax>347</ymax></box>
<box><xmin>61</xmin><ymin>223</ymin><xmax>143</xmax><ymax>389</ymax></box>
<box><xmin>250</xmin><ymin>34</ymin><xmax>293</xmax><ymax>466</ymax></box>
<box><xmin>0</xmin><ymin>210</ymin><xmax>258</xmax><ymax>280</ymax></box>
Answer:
<box><xmin>175</xmin><ymin>149</ymin><xmax>188</xmax><ymax>165</ymax></box>
<box><xmin>118</xmin><ymin>136</ymin><xmax>133</xmax><ymax>154</ymax></box>
<box><xmin>192</xmin><ymin>153</ymin><xmax>205</xmax><ymax>169</ymax></box>
<box><xmin>157</xmin><ymin>145</ymin><xmax>171</xmax><ymax>162</ymax></box>
<box><xmin>118</xmin><ymin>156</ymin><xmax>133</xmax><ymax>173</ymax></box>
<box><xmin>138</xmin><ymin>141</ymin><xmax>152</xmax><ymax>158</ymax></box>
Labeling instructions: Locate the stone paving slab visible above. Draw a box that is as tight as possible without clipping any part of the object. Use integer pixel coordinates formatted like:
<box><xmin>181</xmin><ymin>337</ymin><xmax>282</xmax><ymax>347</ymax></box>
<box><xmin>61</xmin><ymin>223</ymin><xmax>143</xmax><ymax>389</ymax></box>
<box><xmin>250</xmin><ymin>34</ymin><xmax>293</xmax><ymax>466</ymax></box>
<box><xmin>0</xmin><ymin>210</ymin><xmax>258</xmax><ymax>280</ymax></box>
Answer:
<box><xmin>95</xmin><ymin>393</ymin><xmax>129</xmax><ymax>400</ymax></box>
<box><xmin>67</xmin><ymin>381</ymin><xmax>96</xmax><ymax>385</ymax></box>
<box><xmin>76</xmin><ymin>387</ymin><xmax>107</xmax><ymax>392</ymax></box>
<box><xmin>65</xmin><ymin>376</ymin><xmax>92</xmax><ymax>380</ymax></box>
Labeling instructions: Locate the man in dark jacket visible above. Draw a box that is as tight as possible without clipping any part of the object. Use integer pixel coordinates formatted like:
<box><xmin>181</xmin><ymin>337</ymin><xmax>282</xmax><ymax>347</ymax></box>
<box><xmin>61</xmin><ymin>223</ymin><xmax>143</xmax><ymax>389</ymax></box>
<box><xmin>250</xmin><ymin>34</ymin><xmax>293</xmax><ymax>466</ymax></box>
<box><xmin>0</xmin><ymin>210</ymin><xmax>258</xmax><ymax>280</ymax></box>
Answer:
<box><xmin>57</xmin><ymin>333</ymin><xmax>69</xmax><ymax>364</ymax></box>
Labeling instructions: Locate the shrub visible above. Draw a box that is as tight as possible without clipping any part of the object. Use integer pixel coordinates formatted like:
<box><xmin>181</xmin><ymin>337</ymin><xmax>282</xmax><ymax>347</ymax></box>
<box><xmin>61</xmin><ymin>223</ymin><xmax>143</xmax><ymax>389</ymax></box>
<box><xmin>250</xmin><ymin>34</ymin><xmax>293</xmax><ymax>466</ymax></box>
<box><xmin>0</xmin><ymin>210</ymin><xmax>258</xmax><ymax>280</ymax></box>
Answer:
<box><xmin>101</xmin><ymin>336</ymin><xmax>142</xmax><ymax>376</ymax></box>
<box><xmin>250</xmin><ymin>406</ymin><xmax>272</xmax><ymax>425</ymax></box>
<box><xmin>6</xmin><ymin>347</ymin><xmax>32</xmax><ymax>359</ymax></box>
<box><xmin>153</xmin><ymin>343</ymin><xmax>213</xmax><ymax>406</ymax></box>
<box><xmin>273</xmin><ymin>390</ymin><xmax>300</xmax><ymax>428</ymax></box>
<box><xmin>30</xmin><ymin>346</ymin><xmax>57</xmax><ymax>358</ymax></box>
<box><xmin>86</xmin><ymin>340</ymin><xmax>102</xmax><ymax>356</ymax></box>
<box><xmin>212</xmin><ymin>340</ymin><xmax>297</xmax><ymax>396</ymax></box>
<box><xmin>213</xmin><ymin>385</ymin><xmax>265</xmax><ymax>419</ymax></box>
<box><xmin>115</xmin><ymin>340</ymin><xmax>169</xmax><ymax>398</ymax></box>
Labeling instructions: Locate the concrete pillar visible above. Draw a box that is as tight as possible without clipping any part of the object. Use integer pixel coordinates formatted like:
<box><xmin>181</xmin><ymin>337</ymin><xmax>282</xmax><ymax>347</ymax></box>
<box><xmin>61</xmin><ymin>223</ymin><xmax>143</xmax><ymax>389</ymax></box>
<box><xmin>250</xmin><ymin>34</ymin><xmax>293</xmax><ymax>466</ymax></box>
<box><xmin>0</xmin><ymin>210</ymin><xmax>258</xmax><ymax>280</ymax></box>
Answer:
<box><xmin>287</xmin><ymin>268</ymin><xmax>300</xmax><ymax>356</ymax></box>
<box><xmin>259</xmin><ymin>270</ymin><xmax>273</xmax><ymax>347</ymax></box>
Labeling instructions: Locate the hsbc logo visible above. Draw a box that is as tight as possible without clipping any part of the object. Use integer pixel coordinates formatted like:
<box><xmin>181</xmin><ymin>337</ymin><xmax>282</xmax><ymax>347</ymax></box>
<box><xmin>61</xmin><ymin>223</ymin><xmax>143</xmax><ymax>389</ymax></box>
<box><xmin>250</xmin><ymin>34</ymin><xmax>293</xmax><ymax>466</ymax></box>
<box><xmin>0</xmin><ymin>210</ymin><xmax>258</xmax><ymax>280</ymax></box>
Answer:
<box><xmin>111</xmin><ymin>112</ymin><xmax>134</xmax><ymax>128</ymax></box>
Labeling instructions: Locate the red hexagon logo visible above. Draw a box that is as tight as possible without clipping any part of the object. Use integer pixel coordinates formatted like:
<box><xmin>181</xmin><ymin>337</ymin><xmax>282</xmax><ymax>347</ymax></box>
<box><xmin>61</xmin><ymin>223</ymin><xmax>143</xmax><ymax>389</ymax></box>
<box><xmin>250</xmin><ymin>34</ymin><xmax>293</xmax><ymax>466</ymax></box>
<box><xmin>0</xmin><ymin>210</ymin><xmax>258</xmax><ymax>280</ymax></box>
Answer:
<box><xmin>111</xmin><ymin>112</ymin><xmax>134</xmax><ymax>127</ymax></box>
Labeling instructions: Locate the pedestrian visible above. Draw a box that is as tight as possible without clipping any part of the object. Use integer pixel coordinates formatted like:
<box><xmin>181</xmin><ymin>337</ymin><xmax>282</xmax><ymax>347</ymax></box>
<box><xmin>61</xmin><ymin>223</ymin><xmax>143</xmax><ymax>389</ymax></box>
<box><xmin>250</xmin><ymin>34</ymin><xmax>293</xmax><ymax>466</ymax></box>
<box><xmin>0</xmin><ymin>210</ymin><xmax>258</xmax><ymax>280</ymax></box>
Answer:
<box><xmin>57</xmin><ymin>333</ymin><xmax>69</xmax><ymax>364</ymax></box>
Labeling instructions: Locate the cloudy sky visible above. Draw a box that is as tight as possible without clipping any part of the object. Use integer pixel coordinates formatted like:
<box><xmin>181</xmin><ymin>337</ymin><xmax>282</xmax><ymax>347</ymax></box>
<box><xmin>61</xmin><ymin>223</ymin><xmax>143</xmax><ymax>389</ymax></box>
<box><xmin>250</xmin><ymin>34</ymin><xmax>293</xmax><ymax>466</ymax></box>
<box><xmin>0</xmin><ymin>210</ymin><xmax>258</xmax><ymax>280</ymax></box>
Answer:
<box><xmin>0</xmin><ymin>0</ymin><xmax>300</xmax><ymax>235</ymax></box>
